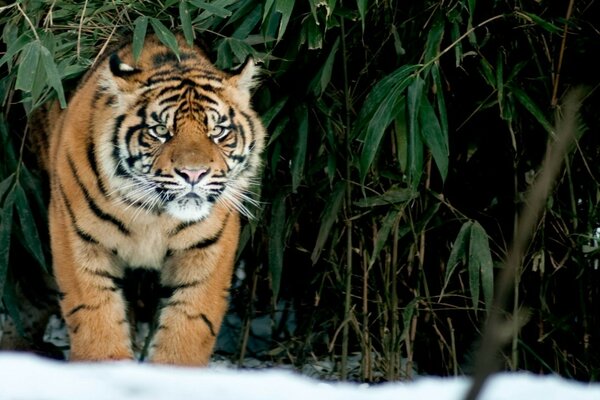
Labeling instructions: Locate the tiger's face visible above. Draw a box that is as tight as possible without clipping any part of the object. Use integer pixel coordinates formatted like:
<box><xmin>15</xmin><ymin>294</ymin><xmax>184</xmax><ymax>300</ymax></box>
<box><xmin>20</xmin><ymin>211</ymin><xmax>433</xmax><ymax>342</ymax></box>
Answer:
<box><xmin>98</xmin><ymin>39</ymin><xmax>264</xmax><ymax>222</ymax></box>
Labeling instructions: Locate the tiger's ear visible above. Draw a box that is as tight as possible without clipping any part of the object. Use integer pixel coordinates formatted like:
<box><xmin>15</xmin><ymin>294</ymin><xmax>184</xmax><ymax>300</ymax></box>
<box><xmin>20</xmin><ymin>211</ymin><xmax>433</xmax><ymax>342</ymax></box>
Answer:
<box><xmin>229</xmin><ymin>57</ymin><xmax>260</xmax><ymax>96</ymax></box>
<box><xmin>103</xmin><ymin>53</ymin><xmax>142</xmax><ymax>96</ymax></box>
<box><xmin>109</xmin><ymin>54</ymin><xmax>141</xmax><ymax>78</ymax></box>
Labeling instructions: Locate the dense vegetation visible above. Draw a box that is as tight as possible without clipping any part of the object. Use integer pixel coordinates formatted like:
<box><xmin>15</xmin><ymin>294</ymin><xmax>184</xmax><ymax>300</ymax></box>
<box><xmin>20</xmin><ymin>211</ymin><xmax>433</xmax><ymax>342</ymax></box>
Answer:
<box><xmin>1</xmin><ymin>0</ymin><xmax>599</xmax><ymax>381</ymax></box>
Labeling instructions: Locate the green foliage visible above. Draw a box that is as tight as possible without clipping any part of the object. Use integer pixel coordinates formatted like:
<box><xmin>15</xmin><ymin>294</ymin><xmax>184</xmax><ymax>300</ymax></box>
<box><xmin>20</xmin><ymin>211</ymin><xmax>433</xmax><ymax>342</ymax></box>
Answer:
<box><xmin>1</xmin><ymin>0</ymin><xmax>599</xmax><ymax>381</ymax></box>
<box><xmin>442</xmin><ymin>221</ymin><xmax>494</xmax><ymax>312</ymax></box>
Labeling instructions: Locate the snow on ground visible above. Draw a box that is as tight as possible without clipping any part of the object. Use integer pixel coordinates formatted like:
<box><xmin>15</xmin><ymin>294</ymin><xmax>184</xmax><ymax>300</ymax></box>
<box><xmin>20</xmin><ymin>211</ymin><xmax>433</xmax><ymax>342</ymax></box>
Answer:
<box><xmin>0</xmin><ymin>353</ymin><xmax>599</xmax><ymax>400</ymax></box>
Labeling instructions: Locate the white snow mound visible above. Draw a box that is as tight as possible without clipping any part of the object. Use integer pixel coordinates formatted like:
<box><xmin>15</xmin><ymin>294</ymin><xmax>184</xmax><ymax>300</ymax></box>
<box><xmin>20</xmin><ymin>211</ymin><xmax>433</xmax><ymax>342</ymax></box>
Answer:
<box><xmin>0</xmin><ymin>352</ymin><xmax>598</xmax><ymax>400</ymax></box>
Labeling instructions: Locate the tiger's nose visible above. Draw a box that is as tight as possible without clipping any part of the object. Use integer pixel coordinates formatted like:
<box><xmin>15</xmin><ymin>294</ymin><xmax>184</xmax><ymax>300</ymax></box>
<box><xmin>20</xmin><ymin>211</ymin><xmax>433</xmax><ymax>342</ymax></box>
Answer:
<box><xmin>175</xmin><ymin>167</ymin><xmax>209</xmax><ymax>184</ymax></box>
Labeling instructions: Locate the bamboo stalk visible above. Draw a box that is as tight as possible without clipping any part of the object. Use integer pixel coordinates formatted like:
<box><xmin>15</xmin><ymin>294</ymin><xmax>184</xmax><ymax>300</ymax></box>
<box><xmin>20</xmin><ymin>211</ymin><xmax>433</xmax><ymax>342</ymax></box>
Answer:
<box><xmin>339</xmin><ymin>1</ymin><xmax>353</xmax><ymax>380</ymax></box>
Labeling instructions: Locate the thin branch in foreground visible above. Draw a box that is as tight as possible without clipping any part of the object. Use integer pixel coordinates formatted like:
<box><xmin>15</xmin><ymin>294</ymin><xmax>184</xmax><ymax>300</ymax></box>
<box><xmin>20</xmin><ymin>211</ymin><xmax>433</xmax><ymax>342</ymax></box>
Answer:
<box><xmin>464</xmin><ymin>88</ymin><xmax>585</xmax><ymax>400</ymax></box>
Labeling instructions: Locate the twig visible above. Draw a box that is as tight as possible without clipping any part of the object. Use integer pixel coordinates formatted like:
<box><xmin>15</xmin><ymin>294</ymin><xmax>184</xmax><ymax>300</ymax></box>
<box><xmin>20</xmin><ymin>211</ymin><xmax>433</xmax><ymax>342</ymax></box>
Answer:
<box><xmin>464</xmin><ymin>88</ymin><xmax>585</xmax><ymax>400</ymax></box>
<box><xmin>16</xmin><ymin>3</ymin><xmax>40</xmax><ymax>41</ymax></box>
<box><xmin>551</xmin><ymin>0</ymin><xmax>576</xmax><ymax>107</ymax></box>
<box><xmin>77</xmin><ymin>0</ymin><xmax>89</xmax><ymax>60</ymax></box>
<box><xmin>417</xmin><ymin>14</ymin><xmax>505</xmax><ymax>75</ymax></box>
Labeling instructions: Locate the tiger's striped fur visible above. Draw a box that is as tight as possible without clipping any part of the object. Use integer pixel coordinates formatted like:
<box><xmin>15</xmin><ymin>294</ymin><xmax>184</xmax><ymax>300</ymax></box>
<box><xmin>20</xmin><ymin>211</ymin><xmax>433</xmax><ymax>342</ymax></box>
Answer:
<box><xmin>30</xmin><ymin>35</ymin><xmax>265</xmax><ymax>365</ymax></box>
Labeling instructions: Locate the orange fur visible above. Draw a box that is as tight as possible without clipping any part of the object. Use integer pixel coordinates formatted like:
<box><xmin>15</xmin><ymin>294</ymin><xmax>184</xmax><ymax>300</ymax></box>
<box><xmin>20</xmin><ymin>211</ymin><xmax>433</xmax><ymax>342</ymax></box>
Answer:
<box><xmin>31</xmin><ymin>35</ymin><xmax>265</xmax><ymax>365</ymax></box>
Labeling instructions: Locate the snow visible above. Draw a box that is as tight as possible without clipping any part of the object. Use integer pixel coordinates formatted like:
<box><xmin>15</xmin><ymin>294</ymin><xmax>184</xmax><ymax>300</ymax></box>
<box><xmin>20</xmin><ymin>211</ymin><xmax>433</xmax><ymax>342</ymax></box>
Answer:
<box><xmin>0</xmin><ymin>353</ymin><xmax>598</xmax><ymax>400</ymax></box>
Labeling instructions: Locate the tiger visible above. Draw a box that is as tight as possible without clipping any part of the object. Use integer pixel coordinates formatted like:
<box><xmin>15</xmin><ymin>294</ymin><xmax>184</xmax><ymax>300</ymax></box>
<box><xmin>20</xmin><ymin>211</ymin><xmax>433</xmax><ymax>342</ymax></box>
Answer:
<box><xmin>29</xmin><ymin>34</ymin><xmax>266</xmax><ymax>366</ymax></box>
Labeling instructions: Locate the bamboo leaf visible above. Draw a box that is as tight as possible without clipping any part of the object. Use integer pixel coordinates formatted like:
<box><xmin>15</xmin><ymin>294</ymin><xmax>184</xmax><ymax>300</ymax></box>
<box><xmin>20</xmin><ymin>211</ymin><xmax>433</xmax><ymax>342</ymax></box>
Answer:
<box><xmin>394</xmin><ymin>101</ymin><xmax>409</xmax><ymax>173</ymax></box>
<box><xmin>400</xmin><ymin>298</ymin><xmax>418</xmax><ymax>341</ymax></box>
<box><xmin>468</xmin><ymin>250</ymin><xmax>480</xmax><ymax>309</ymax></box>
<box><xmin>354</xmin><ymin>185</ymin><xmax>417</xmax><ymax>207</ymax></box>
<box><xmin>369</xmin><ymin>209</ymin><xmax>400</xmax><ymax>268</ymax></box>
<box><xmin>227</xmin><ymin>38</ymin><xmax>253</xmax><ymax>63</ymax></box>
<box><xmin>497</xmin><ymin>51</ymin><xmax>506</xmax><ymax>120</ymax></box>
<box><xmin>268</xmin><ymin>194</ymin><xmax>286</xmax><ymax>301</ymax></box>
<box><xmin>517</xmin><ymin>11</ymin><xmax>562</xmax><ymax>34</ymax></box>
<box><xmin>132</xmin><ymin>16</ymin><xmax>148</xmax><ymax>63</ymax></box>
<box><xmin>216</xmin><ymin>38</ymin><xmax>234</xmax><ymax>69</ymax></box>
<box><xmin>470</xmin><ymin>221</ymin><xmax>494</xmax><ymax>311</ymax></box>
<box><xmin>291</xmin><ymin>105</ymin><xmax>308</xmax><ymax>193</ymax></box>
<box><xmin>19</xmin><ymin>166</ymin><xmax>45</xmax><ymax>221</ymax></box>
<box><xmin>2</xmin><ymin>21</ymin><xmax>18</xmax><ymax>46</ymax></box>
<box><xmin>190</xmin><ymin>0</ymin><xmax>233</xmax><ymax>18</ymax></box>
<box><xmin>179</xmin><ymin>1</ymin><xmax>194</xmax><ymax>45</ymax></box>
<box><xmin>266</xmin><ymin>116</ymin><xmax>289</xmax><ymax>148</ymax></box>
<box><xmin>423</xmin><ymin>18</ymin><xmax>444</xmax><ymax>66</ymax></box>
<box><xmin>14</xmin><ymin>184</ymin><xmax>47</xmax><ymax>271</ymax></box>
<box><xmin>356</xmin><ymin>0</ymin><xmax>367</xmax><ymax>31</ymax></box>
<box><xmin>2</xmin><ymin>272</ymin><xmax>26</xmax><ymax>337</ymax></box>
<box><xmin>306</xmin><ymin>17</ymin><xmax>323</xmax><ymax>50</ymax></box>
<box><xmin>262</xmin><ymin>96</ymin><xmax>288</xmax><ymax>130</ymax></box>
<box><xmin>441</xmin><ymin>221</ymin><xmax>472</xmax><ymax>297</ymax></box>
<box><xmin>231</xmin><ymin>4</ymin><xmax>261</xmax><ymax>39</ymax></box>
<box><xmin>39</xmin><ymin>45</ymin><xmax>66</xmax><ymax>108</ymax></box>
<box><xmin>419</xmin><ymin>94</ymin><xmax>448</xmax><ymax>181</ymax></box>
<box><xmin>479</xmin><ymin>58</ymin><xmax>496</xmax><ymax>89</ymax></box>
<box><xmin>407</xmin><ymin>77</ymin><xmax>425</xmax><ymax>189</ymax></box>
<box><xmin>357</xmin><ymin>67</ymin><xmax>417</xmax><ymax>182</ymax></box>
<box><xmin>311</xmin><ymin>182</ymin><xmax>345</xmax><ymax>264</ymax></box>
<box><xmin>407</xmin><ymin>76</ymin><xmax>424</xmax><ymax>149</ymax></box>
<box><xmin>431</xmin><ymin>64</ymin><xmax>448</xmax><ymax>140</ymax></box>
<box><xmin>262</xmin><ymin>0</ymin><xmax>276</xmax><ymax>24</ymax></box>
<box><xmin>0</xmin><ymin>33</ymin><xmax>32</xmax><ymax>69</ymax></box>
<box><xmin>16</xmin><ymin>41</ymin><xmax>41</xmax><ymax>93</ymax></box>
<box><xmin>310</xmin><ymin>37</ymin><xmax>339</xmax><ymax>97</ymax></box>
<box><xmin>511</xmin><ymin>86</ymin><xmax>554</xmax><ymax>134</ymax></box>
<box><xmin>468</xmin><ymin>0</ymin><xmax>476</xmax><ymax>20</ymax></box>
<box><xmin>0</xmin><ymin>188</ymin><xmax>15</xmax><ymax>300</ymax></box>
<box><xmin>450</xmin><ymin>22</ymin><xmax>462</xmax><ymax>67</ymax></box>
<box><xmin>150</xmin><ymin>18</ymin><xmax>180</xmax><ymax>59</ymax></box>
<box><xmin>506</xmin><ymin>61</ymin><xmax>528</xmax><ymax>84</ymax></box>
<box><xmin>275</xmin><ymin>0</ymin><xmax>294</xmax><ymax>41</ymax></box>
<box><xmin>353</xmin><ymin>65</ymin><xmax>417</xmax><ymax>140</ymax></box>
<box><xmin>0</xmin><ymin>174</ymin><xmax>15</xmax><ymax>204</ymax></box>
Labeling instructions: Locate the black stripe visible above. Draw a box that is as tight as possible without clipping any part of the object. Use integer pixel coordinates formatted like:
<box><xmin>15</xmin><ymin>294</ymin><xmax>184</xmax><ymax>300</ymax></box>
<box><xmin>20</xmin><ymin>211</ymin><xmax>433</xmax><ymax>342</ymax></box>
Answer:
<box><xmin>229</xmin><ymin>154</ymin><xmax>246</xmax><ymax>163</ymax></box>
<box><xmin>169</xmin><ymin>220</ymin><xmax>200</xmax><ymax>237</ymax></box>
<box><xmin>200</xmin><ymin>313</ymin><xmax>216</xmax><ymax>336</ymax></box>
<box><xmin>158</xmin><ymin>93</ymin><xmax>183</xmax><ymax>106</ymax></box>
<box><xmin>67</xmin><ymin>304</ymin><xmax>87</xmax><ymax>317</ymax></box>
<box><xmin>97</xmin><ymin>285</ymin><xmax>120</xmax><ymax>292</ymax></box>
<box><xmin>57</xmin><ymin>181</ymin><xmax>100</xmax><ymax>244</ymax></box>
<box><xmin>87</xmin><ymin>141</ymin><xmax>109</xmax><ymax>197</ymax></box>
<box><xmin>159</xmin><ymin>280</ymin><xmax>201</xmax><ymax>299</ymax></box>
<box><xmin>171</xmin><ymin>280</ymin><xmax>201</xmax><ymax>291</ymax></box>
<box><xmin>105</xmin><ymin>95</ymin><xmax>116</xmax><ymax>107</ymax></box>
<box><xmin>150</xmin><ymin>68</ymin><xmax>223</xmax><ymax>84</ymax></box>
<box><xmin>185</xmin><ymin>213</ymin><xmax>230</xmax><ymax>250</ymax></box>
<box><xmin>67</xmin><ymin>155</ymin><xmax>130</xmax><ymax>235</ymax></box>
<box><xmin>191</xmin><ymin>235</ymin><xmax>220</xmax><ymax>250</ymax></box>
<box><xmin>91</xmin><ymin>270</ymin><xmax>124</xmax><ymax>289</ymax></box>
<box><xmin>164</xmin><ymin>300</ymin><xmax>188</xmax><ymax>308</ymax></box>
<box><xmin>112</xmin><ymin>115</ymin><xmax>129</xmax><ymax>177</ymax></box>
<box><xmin>152</xmin><ymin>51</ymin><xmax>180</xmax><ymax>67</ymax></box>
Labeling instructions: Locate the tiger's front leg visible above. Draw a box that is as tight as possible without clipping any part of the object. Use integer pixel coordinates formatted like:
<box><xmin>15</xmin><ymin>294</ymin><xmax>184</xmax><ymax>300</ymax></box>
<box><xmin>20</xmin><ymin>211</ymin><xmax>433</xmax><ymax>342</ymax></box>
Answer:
<box><xmin>149</xmin><ymin>218</ymin><xmax>238</xmax><ymax>366</ymax></box>
<box><xmin>51</xmin><ymin>202</ymin><xmax>133</xmax><ymax>361</ymax></box>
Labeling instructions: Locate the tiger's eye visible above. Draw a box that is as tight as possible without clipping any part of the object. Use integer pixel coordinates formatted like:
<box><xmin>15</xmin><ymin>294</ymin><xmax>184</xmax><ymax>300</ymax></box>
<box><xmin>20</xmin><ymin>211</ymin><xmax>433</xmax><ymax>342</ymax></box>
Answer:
<box><xmin>213</xmin><ymin>126</ymin><xmax>231</xmax><ymax>142</ymax></box>
<box><xmin>155</xmin><ymin>124</ymin><xmax>168</xmax><ymax>136</ymax></box>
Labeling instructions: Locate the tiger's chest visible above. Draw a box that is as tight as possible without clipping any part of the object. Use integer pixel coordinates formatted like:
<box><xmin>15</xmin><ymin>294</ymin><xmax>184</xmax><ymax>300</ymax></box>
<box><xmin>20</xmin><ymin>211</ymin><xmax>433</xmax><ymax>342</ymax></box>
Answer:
<box><xmin>114</xmin><ymin>221</ymin><xmax>168</xmax><ymax>270</ymax></box>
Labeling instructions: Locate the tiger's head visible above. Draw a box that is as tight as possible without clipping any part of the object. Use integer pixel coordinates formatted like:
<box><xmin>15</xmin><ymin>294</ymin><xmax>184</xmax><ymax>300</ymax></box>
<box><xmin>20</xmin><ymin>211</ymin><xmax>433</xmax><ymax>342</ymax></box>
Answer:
<box><xmin>96</xmin><ymin>36</ymin><xmax>265</xmax><ymax>222</ymax></box>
